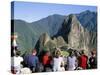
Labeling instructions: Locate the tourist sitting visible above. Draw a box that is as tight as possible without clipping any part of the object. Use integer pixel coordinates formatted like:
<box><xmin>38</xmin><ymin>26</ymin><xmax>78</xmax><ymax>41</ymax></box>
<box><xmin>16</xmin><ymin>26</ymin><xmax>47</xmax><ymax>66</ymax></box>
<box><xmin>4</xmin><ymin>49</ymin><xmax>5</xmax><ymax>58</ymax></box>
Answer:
<box><xmin>23</xmin><ymin>49</ymin><xmax>39</xmax><ymax>73</ymax></box>
<box><xmin>11</xmin><ymin>51</ymin><xmax>23</xmax><ymax>74</ymax></box>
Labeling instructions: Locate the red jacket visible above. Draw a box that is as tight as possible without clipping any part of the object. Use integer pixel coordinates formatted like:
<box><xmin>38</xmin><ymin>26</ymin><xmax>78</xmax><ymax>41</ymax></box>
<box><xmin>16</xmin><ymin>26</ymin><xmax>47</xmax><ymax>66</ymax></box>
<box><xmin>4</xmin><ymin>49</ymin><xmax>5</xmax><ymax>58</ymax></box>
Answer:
<box><xmin>42</xmin><ymin>55</ymin><xmax>51</xmax><ymax>65</ymax></box>
<box><xmin>79</xmin><ymin>55</ymin><xmax>88</xmax><ymax>69</ymax></box>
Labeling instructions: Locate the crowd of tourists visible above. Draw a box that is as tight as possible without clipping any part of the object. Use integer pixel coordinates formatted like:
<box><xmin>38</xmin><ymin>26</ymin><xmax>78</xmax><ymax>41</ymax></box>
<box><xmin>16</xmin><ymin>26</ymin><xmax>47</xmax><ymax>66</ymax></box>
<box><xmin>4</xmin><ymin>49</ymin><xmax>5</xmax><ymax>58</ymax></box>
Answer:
<box><xmin>11</xmin><ymin>34</ymin><xmax>97</xmax><ymax>74</ymax></box>
<box><xmin>11</xmin><ymin>48</ymin><xmax>97</xmax><ymax>74</ymax></box>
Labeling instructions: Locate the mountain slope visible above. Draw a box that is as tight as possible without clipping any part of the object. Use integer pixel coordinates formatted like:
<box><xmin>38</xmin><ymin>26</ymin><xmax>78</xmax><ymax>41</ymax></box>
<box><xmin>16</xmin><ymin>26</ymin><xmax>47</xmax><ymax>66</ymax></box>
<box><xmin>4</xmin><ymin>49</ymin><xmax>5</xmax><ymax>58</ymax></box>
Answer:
<box><xmin>76</xmin><ymin>10</ymin><xmax>97</xmax><ymax>32</ymax></box>
<box><xmin>12</xmin><ymin>10</ymin><xmax>97</xmax><ymax>55</ymax></box>
<box><xmin>55</xmin><ymin>14</ymin><xmax>91</xmax><ymax>52</ymax></box>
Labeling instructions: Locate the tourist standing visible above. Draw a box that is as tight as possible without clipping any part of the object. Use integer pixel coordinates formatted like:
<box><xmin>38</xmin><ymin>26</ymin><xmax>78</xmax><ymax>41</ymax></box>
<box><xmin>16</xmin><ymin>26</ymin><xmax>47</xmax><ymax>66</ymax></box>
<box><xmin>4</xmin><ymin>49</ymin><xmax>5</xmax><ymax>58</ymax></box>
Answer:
<box><xmin>42</xmin><ymin>51</ymin><xmax>52</xmax><ymax>72</ymax></box>
<box><xmin>67</xmin><ymin>51</ymin><xmax>77</xmax><ymax>70</ymax></box>
<box><xmin>89</xmin><ymin>50</ymin><xmax>97</xmax><ymax>69</ymax></box>
<box><xmin>11</xmin><ymin>51</ymin><xmax>23</xmax><ymax>74</ymax></box>
<box><xmin>53</xmin><ymin>49</ymin><xmax>65</xmax><ymax>71</ymax></box>
<box><xmin>78</xmin><ymin>50</ymin><xmax>88</xmax><ymax>69</ymax></box>
<box><xmin>11</xmin><ymin>33</ymin><xmax>18</xmax><ymax>57</ymax></box>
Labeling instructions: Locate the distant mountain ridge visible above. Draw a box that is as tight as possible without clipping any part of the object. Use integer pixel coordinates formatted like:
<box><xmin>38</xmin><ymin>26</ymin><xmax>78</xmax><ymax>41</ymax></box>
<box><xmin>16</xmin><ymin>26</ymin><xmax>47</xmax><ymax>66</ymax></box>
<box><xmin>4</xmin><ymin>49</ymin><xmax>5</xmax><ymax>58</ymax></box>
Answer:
<box><xmin>12</xmin><ymin>10</ymin><xmax>97</xmax><ymax>55</ymax></box>
<box><xmin>76</xmin><ymin>10</ymin><xmax>97</xmax><ymax>32</ymax></box>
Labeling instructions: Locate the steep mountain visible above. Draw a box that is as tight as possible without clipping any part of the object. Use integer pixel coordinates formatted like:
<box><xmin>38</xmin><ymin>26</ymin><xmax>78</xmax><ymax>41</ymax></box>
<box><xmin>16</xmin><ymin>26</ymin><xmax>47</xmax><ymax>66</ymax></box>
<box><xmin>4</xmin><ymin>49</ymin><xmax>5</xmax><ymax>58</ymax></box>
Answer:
<box><xmin>76</xmin><ymin>10</ymin><xmax>97</xmax><ymax>32</ymax></box>
<box><xmin>35</xmin><ymin>32</ymin><xmax>67</xmax><ymax>54</ymax></box>
<box><xmin>12</xmin><ymin>10</ymin><xmax>97</xmax><ymax>55</ymax></box>
<box><xmin>12</xmin><ymin>14</ymin><xmax>66</xmax><ymax>55</ymax></box>
<box><xmin>55</xmin><ymin>14</ymin><xmax>91</xmax><ymax>53</ymax></box>
<box><xmin>35</xmin><ymin>33</ymin><xmax>50</xmax><ymax>53</ymax></box>
<box><xmin>30</xmin><ymin>14</ymin><xmax>66</xmax><ymax>36</ymax></box>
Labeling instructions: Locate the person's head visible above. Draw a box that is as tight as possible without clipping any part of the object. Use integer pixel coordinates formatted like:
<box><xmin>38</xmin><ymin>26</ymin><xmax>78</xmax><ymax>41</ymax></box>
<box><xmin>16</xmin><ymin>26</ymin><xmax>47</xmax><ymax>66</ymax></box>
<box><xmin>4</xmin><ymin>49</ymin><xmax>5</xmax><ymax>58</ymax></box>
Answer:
<box><xmin>55</xmin><ymin>49</ymin><xmax>61</xmax><ymax>58</ymax></box>
<box><xmin>74</xmin><ymin>50</ymin><xmax>80</xmax><ymax>57</ymax></box>
<box><xmin>80</xmin><ymin>50</ymin><xmax>85</xmax><ymax>55</ymax></box>
<box><xmin>16</xmin><ymin>50</ymin><xmax>21</xmax><ymax>57</ymax></box>
<box><xmin>69</xmin><ymin>51</ymin><xmax>74</xmax><ymax>57</ymax></box>
<box><xmin>11</xmin><ymin>33</ymin><xmax>18</xmax><ymax>40</ymax></box>
<box><xmin>32</xmin><ymin>49</ymin><xmax>37</xmax><ymax>56</ymax></box>
<box><xmin>91</xmin><ymin>49</ymin><xmax>96</xmax><ymax>57</ymax></box>
<box><xmin>45</xmin><ymin>51</ymin><xmax>50</xmax><ymax>56</ymax></box>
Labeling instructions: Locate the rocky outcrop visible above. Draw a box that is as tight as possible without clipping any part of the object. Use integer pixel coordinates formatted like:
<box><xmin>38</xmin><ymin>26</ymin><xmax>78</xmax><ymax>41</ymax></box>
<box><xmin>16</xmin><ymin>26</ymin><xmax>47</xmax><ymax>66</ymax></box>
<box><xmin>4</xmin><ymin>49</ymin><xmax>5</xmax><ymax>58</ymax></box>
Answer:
<box><xmin>55</xmin><ymin>14</ymin><xmax>97</xmax><ymax>55</ymax></box>
<box><xmin>67</xmin><ymin>15</ymin><xmax>90</xmax><ymax>50</ymax></box>
<box><xmin>35</xmin><ymin>14</ymin><xmax>97</xmax><ymax>55</ymax></box>
<box><xmin>35</xmin><ymin>33</ymin><xmax>50</xmax><ymax>53</ymax></box>
<box><xmin>35</xmin><ymin>33</ymin><xmax>67</xmax><ymax>54</ymax></box>
<box><xmin>56</xmin><ymin>36</ymin><xmax>67</xmax><ymax>48</ymax></box>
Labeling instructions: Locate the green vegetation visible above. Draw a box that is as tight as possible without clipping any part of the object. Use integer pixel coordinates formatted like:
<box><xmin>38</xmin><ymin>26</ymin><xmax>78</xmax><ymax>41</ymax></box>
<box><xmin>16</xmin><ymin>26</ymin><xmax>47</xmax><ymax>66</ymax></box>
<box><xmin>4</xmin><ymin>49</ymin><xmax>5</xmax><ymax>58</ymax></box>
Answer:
<box><xmin>12</xmin><ymin>11</ymin><xmax>97</xmax><ymax>55</ymax></box>
<box><xmin>61</xmin><ymin>50</ymin><xmax>69</xmax><ymax>57</ymax></box>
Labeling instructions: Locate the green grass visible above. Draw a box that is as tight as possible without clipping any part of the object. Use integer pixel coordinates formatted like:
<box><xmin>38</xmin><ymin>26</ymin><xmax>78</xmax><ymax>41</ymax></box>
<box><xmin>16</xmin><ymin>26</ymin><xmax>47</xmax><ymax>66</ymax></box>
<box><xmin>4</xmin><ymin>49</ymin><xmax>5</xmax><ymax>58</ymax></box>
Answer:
<box><xmin>61</xmin><ymin>50</ymin><xmax>69</xmax><ymax>57</ymax></box>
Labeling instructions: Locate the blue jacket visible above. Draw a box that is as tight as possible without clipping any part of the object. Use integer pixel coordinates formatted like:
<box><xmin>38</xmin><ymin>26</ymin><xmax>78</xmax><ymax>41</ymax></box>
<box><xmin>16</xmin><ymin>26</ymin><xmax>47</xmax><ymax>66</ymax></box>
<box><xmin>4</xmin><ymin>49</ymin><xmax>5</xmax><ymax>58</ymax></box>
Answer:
<box><xmin>24</xmin><ymin>54</ymin><xmax>39</xmax><ymax>68</ymax></box>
